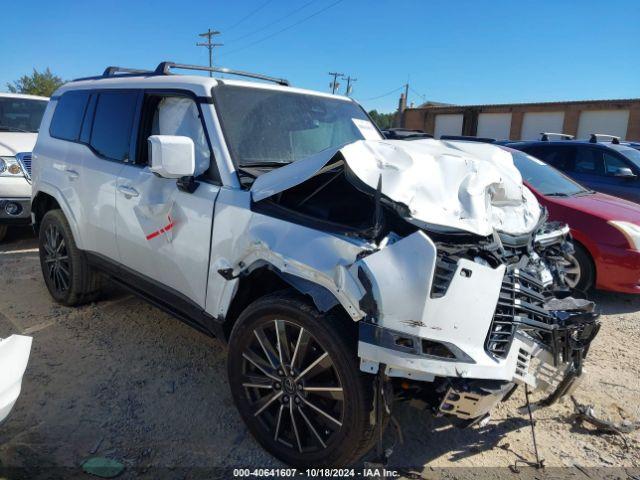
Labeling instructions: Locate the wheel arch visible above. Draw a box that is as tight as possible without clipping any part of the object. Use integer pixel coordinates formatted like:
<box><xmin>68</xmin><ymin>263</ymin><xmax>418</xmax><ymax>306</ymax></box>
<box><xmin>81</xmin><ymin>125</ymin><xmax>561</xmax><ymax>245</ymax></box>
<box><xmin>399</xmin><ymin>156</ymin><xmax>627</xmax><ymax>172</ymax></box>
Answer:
<box><xmin>32</xmin><ymin>184</ymin><xmax>83</xmax><ymax>248</ymax></box>
<box><xmin>571</xmin><ymin>237</ymin><xmax>597</xmax><ymax>288</ymax></box>
<box><xmin>221</xmin><ymin>263</ymin><xmax>354</xmax><ymax>341</ymax></box>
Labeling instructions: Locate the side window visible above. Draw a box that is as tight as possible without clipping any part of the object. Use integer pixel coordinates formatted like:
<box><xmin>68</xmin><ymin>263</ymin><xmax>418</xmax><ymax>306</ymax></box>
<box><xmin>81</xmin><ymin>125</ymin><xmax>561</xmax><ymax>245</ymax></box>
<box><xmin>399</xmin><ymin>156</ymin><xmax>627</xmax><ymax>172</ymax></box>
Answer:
<box><xmin>49</xmin><ymin>91</ymin><xmax>90</xmax><ymax>141</ymax></box>
<box><xmin>574</xmin><ymin>148</ymin><xmax>604</xmax><ymax>175</ymax></box>
<box><xmin>526</xmin><ymin>146</ymin><xmax>573</xmax><ymax>171</ymax></box>
<box><xmin>603</xmin><ymin>152</ymin><xmax>631</xmax><ymax>176</ymax></box>
<box><xmin>143</xmin><ymin>95</ymin><xmax>211</xmax><ymax>176</ymax></box>
<box><xmin>90</xmin><ymin>91</ymin><xmax>139</xmax><ymax>162</ymax></box>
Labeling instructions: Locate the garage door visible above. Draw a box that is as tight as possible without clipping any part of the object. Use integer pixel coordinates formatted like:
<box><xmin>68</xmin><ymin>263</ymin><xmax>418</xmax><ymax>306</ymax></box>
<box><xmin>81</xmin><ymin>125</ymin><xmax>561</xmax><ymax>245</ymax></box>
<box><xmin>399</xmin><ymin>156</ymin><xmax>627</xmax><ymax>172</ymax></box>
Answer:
<box><xmin>577</xmin><ymin>110</ymin><xmax>630</xmax><ymax>140</ymax></box>
<box><xmin>477</xmin><ymin>113</ymin><xmax>512</xmax><ymax>140</ymax></box>
<box><xmin>521</xmin><ymin>112</ymin><xmax>565</xmax><ymax>140</ymax></box>
<box><xmin>434</xmin><ymin>114</ymin><xmax>463</xmax><ymax>139</ymax></box>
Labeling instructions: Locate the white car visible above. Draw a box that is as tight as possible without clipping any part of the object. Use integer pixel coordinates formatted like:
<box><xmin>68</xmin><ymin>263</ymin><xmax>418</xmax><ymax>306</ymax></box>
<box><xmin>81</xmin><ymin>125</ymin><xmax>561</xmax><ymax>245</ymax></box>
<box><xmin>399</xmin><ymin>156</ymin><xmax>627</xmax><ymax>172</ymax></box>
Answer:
<box><xmin>31</xmin><ymin>62</ymin><xmax>600</xmax><ymax>467</ymax></box>
<box><xmin>0</xmin><ymin>92</ymin><xmax>49</xmax><ymax>242</ymax></box>
<box><xmin>0</xmin><ymin>335</ymin><xmax>32</xmax><ymax>424</ymax></box>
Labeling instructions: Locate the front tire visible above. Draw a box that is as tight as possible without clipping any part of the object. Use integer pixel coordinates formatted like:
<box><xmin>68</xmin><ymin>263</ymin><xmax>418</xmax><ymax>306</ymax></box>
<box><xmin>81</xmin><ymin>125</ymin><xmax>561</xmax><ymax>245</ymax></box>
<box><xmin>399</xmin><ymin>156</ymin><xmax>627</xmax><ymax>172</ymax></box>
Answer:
<box><xmin>38</xmin><ymin>209</ymin><xmax>102</xmax><ymax>306</ymax></box>
<box><xmin>0</xmin><ymin>225</ymin><xmax>7</xmax><ymax>242</ymax></box>
<box><xmin>563</xmin><ymin>243</ymin><xmax>595</xmax><ymax>292</ymax></box>
<box><xmin>227</xmin><ymin>291</ymin><xmax>379</xmax><ymax>467</ymax></box>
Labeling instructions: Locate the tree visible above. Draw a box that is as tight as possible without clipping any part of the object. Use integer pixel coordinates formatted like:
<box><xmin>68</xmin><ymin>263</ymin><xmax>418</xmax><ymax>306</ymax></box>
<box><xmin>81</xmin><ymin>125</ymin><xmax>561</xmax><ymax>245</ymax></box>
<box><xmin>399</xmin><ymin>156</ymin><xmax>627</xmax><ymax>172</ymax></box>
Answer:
<box><xmin>7</xmin><ymin>68</ymin><xmax>64</xmax><ymax>97</ymax></box>
<box><xmin>368</xmin><ymin>110</ymin><xmax>395</xmax><ymax>130</ymax></box>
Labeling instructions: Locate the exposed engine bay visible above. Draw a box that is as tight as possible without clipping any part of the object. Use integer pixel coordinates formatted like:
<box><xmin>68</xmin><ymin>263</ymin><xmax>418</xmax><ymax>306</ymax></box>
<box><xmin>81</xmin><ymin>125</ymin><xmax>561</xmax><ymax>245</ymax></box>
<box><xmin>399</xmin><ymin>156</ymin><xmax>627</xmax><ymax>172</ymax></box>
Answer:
<box><xmin>218</xmin><ymin>138</ymin><xmax>600</xmax><ymax>424</ymax></box>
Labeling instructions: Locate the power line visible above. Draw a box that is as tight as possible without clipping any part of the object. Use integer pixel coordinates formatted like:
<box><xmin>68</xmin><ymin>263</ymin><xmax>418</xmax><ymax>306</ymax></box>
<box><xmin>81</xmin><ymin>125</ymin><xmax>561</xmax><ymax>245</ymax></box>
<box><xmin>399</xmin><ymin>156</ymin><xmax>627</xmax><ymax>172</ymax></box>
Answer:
<box><xmin>224</xmin><ymin>0</ymin><xmax>275</xmax><ymax>32</ymax></box>
<box><xmin>228</xmin><ymin>0</ymin><xmax>320</xmax><ymax>43</ymax></box>
<box><xmin>222</xmin><ymin>0</ymin><xmax>345</xmax><ymax>57</ymax></box>
<box><xmin>358</xmin><ymin>86</ymin><xmax>404</xmax><ymax>102</ymax></box>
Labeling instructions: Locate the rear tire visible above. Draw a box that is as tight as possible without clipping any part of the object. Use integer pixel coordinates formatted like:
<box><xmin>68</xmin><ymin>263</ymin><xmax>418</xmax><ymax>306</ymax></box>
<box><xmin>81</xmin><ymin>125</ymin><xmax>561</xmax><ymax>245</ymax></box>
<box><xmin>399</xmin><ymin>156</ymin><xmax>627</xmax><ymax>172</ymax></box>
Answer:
<box><xmin>0</xmin><ymin>225</ymin><xmax>7</xmax><ymax>243</ymax></box>
<box><xmin>38</xmin><ymin>209</ymin><xmax>103</xmax><ymax>306</ymax></box>
<box><xmin>227</xmin><ymin>291</ymin><xmax>381</xmax><ymax>467</ymax></box>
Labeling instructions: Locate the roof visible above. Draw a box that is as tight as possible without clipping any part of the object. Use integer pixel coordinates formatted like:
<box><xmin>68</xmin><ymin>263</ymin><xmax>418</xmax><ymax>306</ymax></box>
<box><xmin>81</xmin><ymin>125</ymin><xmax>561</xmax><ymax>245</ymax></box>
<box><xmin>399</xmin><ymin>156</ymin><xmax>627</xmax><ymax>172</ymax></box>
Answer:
<box><xmin>55</xmin><ymin>73</ymin><xmax>352</xmax><ymax>102</ymax></box>
<box><xmin>0</xmin><ymin>92</ymin><xmax>49</xmax><ymax>101</ymax></box>
<box><xmin>407</xmin><ymin>97</ymin><xmax>640</xmax><ymax>111</ymax></box>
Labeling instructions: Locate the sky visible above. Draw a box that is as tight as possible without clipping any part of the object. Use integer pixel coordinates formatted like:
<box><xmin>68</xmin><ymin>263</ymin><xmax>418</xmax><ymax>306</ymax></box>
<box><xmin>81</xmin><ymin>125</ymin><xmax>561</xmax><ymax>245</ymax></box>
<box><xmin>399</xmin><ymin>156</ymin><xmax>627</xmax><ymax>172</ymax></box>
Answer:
<box><xmin>2</xmin><ymin>0</ymin><xmax>638</xmax><ymax>113</ymax></box>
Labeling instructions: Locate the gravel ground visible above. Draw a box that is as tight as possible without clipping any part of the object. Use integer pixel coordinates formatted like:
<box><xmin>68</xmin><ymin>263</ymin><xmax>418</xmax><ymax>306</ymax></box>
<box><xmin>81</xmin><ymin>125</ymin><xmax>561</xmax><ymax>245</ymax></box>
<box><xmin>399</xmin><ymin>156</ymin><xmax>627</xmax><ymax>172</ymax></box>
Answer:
<box><xmin>1</xmin><ymin>227</ymin><xmax>639</xmax><ymax>479</ymax></box>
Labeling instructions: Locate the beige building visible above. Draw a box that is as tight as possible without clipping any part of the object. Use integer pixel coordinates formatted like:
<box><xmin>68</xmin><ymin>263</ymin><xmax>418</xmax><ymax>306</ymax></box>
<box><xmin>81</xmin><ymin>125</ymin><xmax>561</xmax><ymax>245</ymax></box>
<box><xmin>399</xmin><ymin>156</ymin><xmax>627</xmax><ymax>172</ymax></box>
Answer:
<box><xmin>402</xmin><ymin>98</ymin><xmax>640</xmax><ymax>141</ymax></box>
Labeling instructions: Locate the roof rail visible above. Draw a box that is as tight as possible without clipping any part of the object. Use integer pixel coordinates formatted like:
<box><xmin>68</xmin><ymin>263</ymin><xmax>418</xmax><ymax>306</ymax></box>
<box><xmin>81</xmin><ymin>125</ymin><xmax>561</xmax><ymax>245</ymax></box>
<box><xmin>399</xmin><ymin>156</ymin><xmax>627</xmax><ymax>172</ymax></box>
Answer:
<box><xmin>155</xmin><ymin>62</ymin><xmax>290</xmax><ymax>86</ymax></box>
<box><xmin>589</xmin><ymin>133</ymin><xmax>620</xmax><ymax>144</ymax></box>
<box><xmin>441</xmin><ymin>135</ymin><xmax>496</xmax><ymax>143</ymax></box>
<box><xmin>540</xmin><ymin>132</ymin><xmax>574</xmax><ymax>141</ymax></box>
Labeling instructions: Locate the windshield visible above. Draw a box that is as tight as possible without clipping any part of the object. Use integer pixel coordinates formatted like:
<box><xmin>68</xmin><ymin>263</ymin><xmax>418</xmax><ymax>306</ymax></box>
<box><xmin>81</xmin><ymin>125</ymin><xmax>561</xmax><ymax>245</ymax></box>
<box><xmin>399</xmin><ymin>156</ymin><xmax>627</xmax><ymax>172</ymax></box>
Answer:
<box><xmin>0</xmin><ymin>97</ymin><xmax>47</xmax><ymax>133</ymax></box>
<box><xmin>213</xmin><ymin>85</ymin><xmax>381</xmax><ymax>167</ymax></box>
<box><xmin>511</xmin><ymin>150</ymin><xmax>588</xmax><ymax>196</ymax></box>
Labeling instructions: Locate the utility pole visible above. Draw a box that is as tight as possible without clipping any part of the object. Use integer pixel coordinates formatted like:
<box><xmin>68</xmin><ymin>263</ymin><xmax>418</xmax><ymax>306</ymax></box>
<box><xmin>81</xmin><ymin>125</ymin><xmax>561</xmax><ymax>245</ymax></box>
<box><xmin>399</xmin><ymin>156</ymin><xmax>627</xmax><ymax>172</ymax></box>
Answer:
<box><xmin>404</xmin><ymin>82</ymin><xmax>409</xmax><ymax>106</ymax></box>
<box><xmin>342</xmin><ymin>75</ymin><xmax>357</xmax><ymax>96</ymax></box>
<box><xmin>328</xmin><ymin>72</ymin><xmax>343</xmax><ymax>94</ymax></box>
<box><xmin>197</xmin><ymin>29</ymin><xmax>223</xmax><ymax>76</ymax></box>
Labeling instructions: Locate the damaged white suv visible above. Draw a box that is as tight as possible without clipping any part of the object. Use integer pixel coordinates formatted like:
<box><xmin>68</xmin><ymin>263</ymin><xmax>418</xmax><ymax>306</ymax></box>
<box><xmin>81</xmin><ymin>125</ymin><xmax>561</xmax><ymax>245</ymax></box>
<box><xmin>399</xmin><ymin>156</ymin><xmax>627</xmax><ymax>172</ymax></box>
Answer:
<box><xmin>31</xmin><ymin>62</ymin><xmax>600</xmax><ymax>467</ymax></box>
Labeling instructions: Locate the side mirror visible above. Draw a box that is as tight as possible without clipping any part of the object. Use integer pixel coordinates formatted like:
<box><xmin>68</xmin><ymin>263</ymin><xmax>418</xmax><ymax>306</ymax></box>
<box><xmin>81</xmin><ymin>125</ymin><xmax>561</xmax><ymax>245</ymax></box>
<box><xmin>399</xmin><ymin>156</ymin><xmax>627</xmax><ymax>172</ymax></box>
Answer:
<box><xmin>148</xmin><ymin>135</ymin><xmax>195</xmax><ymax>179</ymax></box>
<box><xmin>613</xmin><ymin>167</ymin><xmax>636</xmax><ymax>179</ymax></box>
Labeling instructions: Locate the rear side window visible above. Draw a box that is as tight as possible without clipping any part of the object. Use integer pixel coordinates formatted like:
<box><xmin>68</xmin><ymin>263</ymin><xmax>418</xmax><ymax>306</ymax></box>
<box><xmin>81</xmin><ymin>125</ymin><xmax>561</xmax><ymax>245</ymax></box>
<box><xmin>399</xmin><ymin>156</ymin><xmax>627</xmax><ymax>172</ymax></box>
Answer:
<box><xmin>90</xmin><ymin>91</ymin><xmax>138</xmax><ymax>162</ymax></box>
<box><xmin>50</xmin><ymin>91</ymin><xmax>90</xmax><ymax>141</ymax></box>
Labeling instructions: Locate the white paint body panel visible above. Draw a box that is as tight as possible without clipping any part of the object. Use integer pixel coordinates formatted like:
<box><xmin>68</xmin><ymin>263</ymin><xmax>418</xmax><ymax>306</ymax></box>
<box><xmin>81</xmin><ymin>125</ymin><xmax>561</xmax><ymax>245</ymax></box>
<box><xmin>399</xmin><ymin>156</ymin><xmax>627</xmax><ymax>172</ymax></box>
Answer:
<box><xmin>577</xmin><ymin>110</ymin><xmax>630</xmax><ymax>140</ymax></box>
<box><xmin>0</xmin><ymin>335</ymin><xmax>32</xmax><ymax>424</ymax></box>
<box><xmin>521</xmin><ymin>112</ymin><xmax>565</xmax><ymax>140</ymax></box>
<box><xmin>477</xmin><ymin>113</ymin><xmax>512</xmax><ymax>140</ymax></box>
<box><xmin>434</xmin><ymin>114</ymin><xmax>463</xmax><ymax>139</ymax></box>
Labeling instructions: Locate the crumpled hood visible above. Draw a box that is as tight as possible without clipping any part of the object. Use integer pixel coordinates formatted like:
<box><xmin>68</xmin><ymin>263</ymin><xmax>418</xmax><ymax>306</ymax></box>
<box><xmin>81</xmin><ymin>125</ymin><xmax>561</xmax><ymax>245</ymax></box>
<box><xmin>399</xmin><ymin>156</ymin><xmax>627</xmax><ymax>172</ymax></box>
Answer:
<box><xmin>251</xmin><ymin>139</ymin><xmax>541</xmax><ymax>237</ymax></box>
<box><xmin>0</xmin><ymin>132</ymin><xmax>38</xmax><ymax>156</ymax></box>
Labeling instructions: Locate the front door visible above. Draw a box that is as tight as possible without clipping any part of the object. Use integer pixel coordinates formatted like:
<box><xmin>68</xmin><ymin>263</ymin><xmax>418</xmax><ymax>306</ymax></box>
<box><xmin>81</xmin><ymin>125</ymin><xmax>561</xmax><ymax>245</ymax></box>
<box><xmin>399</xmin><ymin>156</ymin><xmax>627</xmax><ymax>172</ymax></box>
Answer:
<box><xmin>114</xmin><ymin>91</ymin><xmax>219</xmax><ymax>307</ymax></box>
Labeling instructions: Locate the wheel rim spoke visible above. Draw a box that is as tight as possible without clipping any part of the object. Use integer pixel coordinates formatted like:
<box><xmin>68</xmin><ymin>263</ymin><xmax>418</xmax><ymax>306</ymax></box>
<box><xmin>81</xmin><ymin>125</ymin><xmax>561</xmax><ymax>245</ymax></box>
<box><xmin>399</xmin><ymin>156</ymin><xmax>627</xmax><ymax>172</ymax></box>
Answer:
<box><xmin>303</xmin><ymin>385</ymin><xmax>344</xmax><ymax>401</ymax></box>
<box><xmin>253</xmin><ymin>390</ymin><xmax>283</xmax><ymax>417</ymax></box>
<box><xmin>290</xmin><ymin>328</ymin><xmax>310</xmax><ymax>371</ymax></box>
<box><xmin>295</xmin><ymin>352</ymin><xmax>329</xmax><ymax>382</ymax></box>
<box><xmin>297</xmin><ymin>405</ymin><xmax>326</xmax><ymax>448</ymax></box>
<box><xmin>242</xmin><ymin>351</ymin><xmax>279</xmax><ymax>381</ymax></box>
<box><xmin>289</xmin><ymin>400</ymin><xmax>302</xmax><ymax>452</ymax></box>
<box><xmin>275</xmin><ymin>319</ymin><xmax>291</xmax><ymax>368</ymax></box>
<box><xmin>254</xmin><ymin>328</ymin><xmax>279</xmax><ymax>369</ymax></box>
<box><xmin>300</xmin><ymin>396</ymin><xmax>342</xmax><ymax>427</ymax></box>
<box><xmin>273</xmin><ymin>404</ymin><xmax>285</xmax><ymax>441</ymax></box>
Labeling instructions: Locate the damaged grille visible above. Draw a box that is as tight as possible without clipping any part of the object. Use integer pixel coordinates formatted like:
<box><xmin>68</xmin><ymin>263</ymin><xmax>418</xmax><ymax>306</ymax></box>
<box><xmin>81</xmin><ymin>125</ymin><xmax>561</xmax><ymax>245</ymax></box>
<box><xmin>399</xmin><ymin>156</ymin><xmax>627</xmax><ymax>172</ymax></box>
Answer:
<box><xmin>430</xmin><ymin>256</ymin><xmax>458</xmax><ymax>298</ymax></box>
<box><xmin>485</xmin><ymin>269</ymin><xmax>552</xmax><ymax>359</ymax></box>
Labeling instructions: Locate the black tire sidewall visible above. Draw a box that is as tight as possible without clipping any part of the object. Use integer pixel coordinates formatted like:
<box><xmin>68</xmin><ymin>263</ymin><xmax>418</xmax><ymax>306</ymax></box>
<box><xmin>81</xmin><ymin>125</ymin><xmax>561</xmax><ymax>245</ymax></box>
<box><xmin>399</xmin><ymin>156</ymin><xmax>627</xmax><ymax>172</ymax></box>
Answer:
<box><xmin>38</xmin><ymin>210</ymin><xmax>82</xmax><ymax>305</ymax></box>
<box><xmin>0</xmin><ymin>225</ymin><xmax>7</xmax><ymax>242</ymax></box>
<box><xmin>573</xmin><ymin>243</ymin><xmax>595</xmax><ymax>292</ymax></box>
<box><xmin>227</xmin><ymin>295</ymin><xmax>371</xmax><ymax>467</ymax></box>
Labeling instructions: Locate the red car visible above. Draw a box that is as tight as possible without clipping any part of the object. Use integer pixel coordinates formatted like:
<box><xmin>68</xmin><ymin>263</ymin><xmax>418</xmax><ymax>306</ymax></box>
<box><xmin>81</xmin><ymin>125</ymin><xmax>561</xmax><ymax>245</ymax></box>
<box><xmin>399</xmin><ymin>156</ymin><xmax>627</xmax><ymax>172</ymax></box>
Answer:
<box><xmin>510</xmin><ymin>148</ymin><xmax>640</xmax><ymax>294</ymax></box>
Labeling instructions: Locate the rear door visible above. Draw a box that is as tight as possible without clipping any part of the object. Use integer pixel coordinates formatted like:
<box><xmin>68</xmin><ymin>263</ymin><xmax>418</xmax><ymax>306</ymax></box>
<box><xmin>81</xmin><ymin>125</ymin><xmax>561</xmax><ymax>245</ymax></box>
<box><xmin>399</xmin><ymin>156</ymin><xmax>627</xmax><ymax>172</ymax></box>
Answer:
<box><xmin>77</xmin><ymin>90</ymin><xmax>140</xmax><ymax>261</ymax></box>
<box><xmin>114</xmin><ymin>91</ymin><xmax>219</xmax><ymax>308</ymax></box>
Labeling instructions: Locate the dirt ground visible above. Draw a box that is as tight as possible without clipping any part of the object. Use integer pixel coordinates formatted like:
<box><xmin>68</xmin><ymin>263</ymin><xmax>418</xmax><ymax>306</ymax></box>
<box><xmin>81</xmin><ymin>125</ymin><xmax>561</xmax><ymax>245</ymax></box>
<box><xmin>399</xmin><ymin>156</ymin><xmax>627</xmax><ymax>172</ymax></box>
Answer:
<box><xmin>1</xmin><ymin>227</ymin><xmax>639</xmax><ymax>479</ymax></box>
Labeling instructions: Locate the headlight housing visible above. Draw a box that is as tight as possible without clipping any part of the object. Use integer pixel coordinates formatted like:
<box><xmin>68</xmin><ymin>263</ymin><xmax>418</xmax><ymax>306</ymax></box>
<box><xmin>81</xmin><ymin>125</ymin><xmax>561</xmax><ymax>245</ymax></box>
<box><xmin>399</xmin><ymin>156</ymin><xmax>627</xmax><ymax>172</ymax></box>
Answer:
<box><xmin>0</xmin><ymin>156</ymin><xmax>26</xmax><ymax>177</ymax></box>
<box><xmin>609</xmin><ymin>221</ymin><xmax>640</xmax><ymax>250</ymax></box>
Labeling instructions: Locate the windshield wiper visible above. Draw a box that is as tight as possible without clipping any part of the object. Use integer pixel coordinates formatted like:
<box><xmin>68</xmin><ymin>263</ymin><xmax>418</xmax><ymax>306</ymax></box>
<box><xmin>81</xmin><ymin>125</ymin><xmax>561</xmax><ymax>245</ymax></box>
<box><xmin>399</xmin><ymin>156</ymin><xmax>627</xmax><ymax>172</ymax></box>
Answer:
<box><xmin>239</xmin><ymin>161</ymin><xmax>292</xmax><ymax>168</ymax></box>
<box><xmin>0</xmin><ymin>125</ymin><xmax>32</xmax><ymax>133</ymax></box>
<box><xmin>545</xmin><ymin>192</ymin><xmax>571</xmax><ymax>197</ymax></box>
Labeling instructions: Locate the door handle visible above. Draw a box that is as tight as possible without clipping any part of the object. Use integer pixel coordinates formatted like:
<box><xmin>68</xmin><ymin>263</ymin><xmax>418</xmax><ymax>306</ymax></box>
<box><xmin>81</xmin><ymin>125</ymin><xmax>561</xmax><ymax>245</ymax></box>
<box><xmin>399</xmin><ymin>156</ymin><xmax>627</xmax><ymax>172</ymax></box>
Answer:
<box><xmin>66</xmin><ymin>169</ymin><xmax>79</xmax><ymax>180</ymax></box>
<box><xmin>117</xmin><ymin>185</ymin><xmax>140</xmax><ymax>198</ymax></box>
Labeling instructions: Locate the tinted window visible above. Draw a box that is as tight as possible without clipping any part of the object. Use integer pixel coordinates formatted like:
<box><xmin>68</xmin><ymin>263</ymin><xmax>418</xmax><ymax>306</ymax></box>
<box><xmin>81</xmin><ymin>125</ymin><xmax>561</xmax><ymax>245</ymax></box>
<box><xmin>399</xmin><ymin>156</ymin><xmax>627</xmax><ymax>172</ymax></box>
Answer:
<box><xmin>0</xmin><ymin>97</ymin><xmax>47</xmax><ymax>133</ymax></box>
<box><xmin>522</xmin><ymin>146</ymin><xmax>574</xmax><ymax>170</ymax></box>
<box><xmin>603</xmin><ymin>152</ymin><xmax>630</xmax><ymax>175</ymax></box>
<box><xmin>90</xmin><ymin>91</ymin><xmax>138</xmax><ymax>161</ymax></box>
<box><xmin>574</xmin><ymin>148</ymin><xmax>603</xmax><ymax>174</ymax></box>
<box><xmin>512</xmin><ymin>151</ymin><xmax>586</xmax><ymax>196</ymax></box>
<box><xmin>50</xmin><ymin>92</ymin><xmax>89</xmax><ymax>141</ymax></box>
